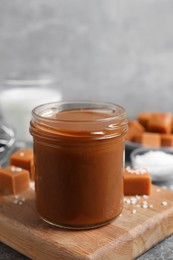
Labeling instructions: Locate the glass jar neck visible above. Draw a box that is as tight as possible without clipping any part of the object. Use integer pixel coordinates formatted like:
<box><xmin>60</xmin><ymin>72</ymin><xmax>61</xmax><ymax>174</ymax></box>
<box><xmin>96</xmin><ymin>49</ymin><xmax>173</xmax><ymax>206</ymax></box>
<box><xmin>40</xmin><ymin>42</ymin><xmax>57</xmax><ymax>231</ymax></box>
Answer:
<box><xmin>30</xmin><ymin>101</ymin><xmax>127</xmax><ymax>140</ymax></box>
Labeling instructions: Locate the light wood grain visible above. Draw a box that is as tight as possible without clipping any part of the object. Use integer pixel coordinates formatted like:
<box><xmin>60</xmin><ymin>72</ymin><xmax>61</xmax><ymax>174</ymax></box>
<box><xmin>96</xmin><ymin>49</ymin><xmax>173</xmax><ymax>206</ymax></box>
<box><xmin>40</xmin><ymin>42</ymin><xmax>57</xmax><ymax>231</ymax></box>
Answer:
<box><xmin>0</xmin><ymin>185</ymin><xmax>173</xmax><ymax>260</ymax></box>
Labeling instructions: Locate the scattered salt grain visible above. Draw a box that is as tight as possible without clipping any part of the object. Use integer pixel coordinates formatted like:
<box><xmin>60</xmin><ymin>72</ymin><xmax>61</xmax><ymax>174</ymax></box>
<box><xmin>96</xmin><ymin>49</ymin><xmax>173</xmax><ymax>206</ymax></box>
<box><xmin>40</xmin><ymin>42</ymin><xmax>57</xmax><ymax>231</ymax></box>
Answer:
<box><xmin>126</xmin><ymin>166</ymin><xmax>147</xmax><ymax>175</ymax></box>
<box><xmin>124</xmin><ymin>198</ymin><xmax>130</xmax><ymax>204</ymax></box>
<box><xmin>11</xmin><ymin>166</ymin><xmax>16</xmax><ymax>172</ymax></box>
<box><xmin>12</xmin><ymin>196</ymin><xmax>26</xmax><ymax>205</ymax></box>
<box><xmin>161</xmin><ymin>201</ymin><xmax>168</xmax><ymax>206</ymax></box>
<box><xmin>135</xmin><ymin>195</ymin><xmax>141</xmax><ymax>200</ymax></box>
<box><xmin>10</xmin><ymin>166</ymin><xmax>22</xmax><ymax>172</ymax></box>
<box><xmin>16</xmin><ymin>167</ymin><xmax>22</xmax><ymax>172</ymax></box>
<box><xmin>131</xmin><ymin>209</ymin><xmax>137</xmax><ymax>214</ymax></box>
<box><xmin>130</xmin><ymin>197</ymin><xmax>137</xmax><ymax>205</ymax></box>
<box><xmin>30</xmin><ymin>181</ymin><xmax>35</xmax><ymax>191</ymax></box>
<box><xmin>142</xmin><ymin>201</ymin><xmax>148</xmax><ymax>209</ymax></box>
<box><xmin>142</xmin><ymin>204</ymin><xmax>148</xmax><ymax>209</ymax></box>
<box><xmin>12</xmin><ymin>199</ymin><xmax>19</xmax><ymax>204</ymax></box>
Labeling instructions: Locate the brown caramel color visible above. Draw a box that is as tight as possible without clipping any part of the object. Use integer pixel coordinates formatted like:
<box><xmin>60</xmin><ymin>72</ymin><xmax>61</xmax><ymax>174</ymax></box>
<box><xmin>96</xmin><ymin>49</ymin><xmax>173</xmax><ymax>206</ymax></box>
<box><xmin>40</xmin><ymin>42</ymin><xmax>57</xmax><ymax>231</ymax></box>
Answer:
<box><xmin>10</xmin><ymin>149</ymin><xmax>33</xmax><ymax>175</ymax></box>
<box><xmin>0</xmin><ymin>166</ymin><xmax>30</xmax><ymax>195</ymax></box>
<box><xmin>161</xmin><ymin>134</ymin><xmax>173</xmax><ymax>147</ymax></box>
<box><xmin>137</xmin><ymin>112</ymin><xmax>151</xmax><ymax>129</ymax></box>
<box><xmin>124</xmin><ymin>167</ymin><xmax>151</xmax><ymax>196</ymax></box>
<box><xmin>31</xmin><ymin>109</ymin><xmax>126</xmax><ymax>228</ymax></box>
<box><xmin>134</xmin><ymin>132</ymin><xmax>161</xmax><ymax>148</ymax></box>
<box><xmin>147</xmin><ymin>113</ymin><xmax>172</xmax><ymax>133</ymax></box>
<box><xmin>30</xmin><ymin>158</ymin><xmax>35</xmax><ymax>180</ymax></box>
<box><xmin>126</xmin><ymin>120</ymin><xmax>145</xmax><ymax>141</ymax></box>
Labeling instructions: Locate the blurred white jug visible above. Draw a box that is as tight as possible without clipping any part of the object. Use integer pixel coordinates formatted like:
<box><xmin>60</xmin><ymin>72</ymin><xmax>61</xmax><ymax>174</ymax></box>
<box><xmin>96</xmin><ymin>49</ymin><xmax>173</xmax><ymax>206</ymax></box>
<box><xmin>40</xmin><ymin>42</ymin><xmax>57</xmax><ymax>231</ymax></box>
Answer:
<box><xmin>0</xmin><ymin>77</ymin><xmax>62</xmax><ymax>143</ymax></box>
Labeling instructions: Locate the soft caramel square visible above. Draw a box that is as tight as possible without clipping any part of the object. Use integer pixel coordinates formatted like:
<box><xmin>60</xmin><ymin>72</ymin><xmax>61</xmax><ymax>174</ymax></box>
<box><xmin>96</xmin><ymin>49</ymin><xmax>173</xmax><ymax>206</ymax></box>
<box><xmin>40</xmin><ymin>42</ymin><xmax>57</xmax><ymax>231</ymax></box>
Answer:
<box><xmin>124</xmin><ymin>167</ymin><xmax>151</xmax><ymax>196</ymax></box>
<box><xmin>0</xmin><ymin>166</ymin><xmax>30</xmax><ymax>195</ymax></box>
<box><xmin>126</xmin><ymin>120</ymin><xmax>145</xmax><ymax>141</ymax></box>
<box><xmin>147</xmin><ymin>113</ymin><xmax>172</xmax><ymax>133</ymax></box>
<box><xmin>134</xmin><ymin>132</ymin><xmax>161</xmax><ymax>148</ymax></box>
<box><xmin>161</xmin><ymin>134</ymin><xmax>173</xmax><ymax>147</ymax></box>
<box><xmin>10</xmin><ymin>149</ymin><xmax>33</xmax><ymax>173</ymax></box>
<box><xmin>137</xmin><ymin>112</ymin><xmax>151</xmax><ymax>129</ymax></box>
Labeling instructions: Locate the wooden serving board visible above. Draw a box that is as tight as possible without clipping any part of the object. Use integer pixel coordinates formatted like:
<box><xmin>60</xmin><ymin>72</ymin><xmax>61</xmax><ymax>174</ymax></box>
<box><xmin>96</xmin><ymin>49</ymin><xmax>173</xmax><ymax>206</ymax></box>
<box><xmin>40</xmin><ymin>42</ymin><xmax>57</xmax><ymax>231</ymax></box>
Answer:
<box><xmin>0</xmin><ymin>185</ymin><xmax>173</xmax><ymax>260</ymax></box>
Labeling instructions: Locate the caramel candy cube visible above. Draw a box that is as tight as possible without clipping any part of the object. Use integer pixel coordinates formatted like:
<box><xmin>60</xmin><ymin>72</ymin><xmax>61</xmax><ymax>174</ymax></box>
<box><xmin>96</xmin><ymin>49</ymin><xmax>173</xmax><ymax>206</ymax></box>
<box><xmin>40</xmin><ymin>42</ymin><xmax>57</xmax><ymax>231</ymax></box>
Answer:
<box><xmin>161</xmin><ymin>134</ymin><xmax>173</xmax><ymax>147</ymax></box>
<box><xmin>124</xmin><ymin>167</ymin><xmax>151</xmax><ymax>196</ymax></box>
<box><xmin>147</xmin><ymin>113</ymin><xmax>172</xmax><ymax>133</ymax></box>
<box><xmin>137</xmin><ymin>112</ymin><xmax>151</xmax><ymax>129</ymax></box>
<box><xmin>134</xmin><ymin>132</ymin><xmax>161</xmax><ymax>148</ymax></box>
<box><xmin>126</xmin><ymin>120</ymin><xmax>145</xmax><ymax>141</ymax></box>
<box><xmin>10</xmin><ymin>149</ymin><xmax>33</xmax><ymax>173</ymax></box>
<box><xmin>0</xmin><ymin>166</ymin><xmax>30</xmax><ymax>195</ymax></box>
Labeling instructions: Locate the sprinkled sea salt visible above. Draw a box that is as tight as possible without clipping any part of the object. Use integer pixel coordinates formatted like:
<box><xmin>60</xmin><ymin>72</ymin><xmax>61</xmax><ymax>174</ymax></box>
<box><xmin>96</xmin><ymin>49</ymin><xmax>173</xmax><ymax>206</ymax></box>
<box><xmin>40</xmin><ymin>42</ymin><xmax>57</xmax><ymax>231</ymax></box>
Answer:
<box><xmin>161</xmin><ymin>201</ymin><xmax>168</xmax><ymax>206</ymax></box>
<box><xmin>11</xmin><ymin>166</ymin><xmax>16</xmax><ymax>172</ymax></box>
<box><xmin>16</xmin><ymin>167</ymin><xmax>22</xmax><ymax>172</ymax></box>
<box><xmin>135</xmin><ymin>195</ymin><xmax>141</xmax><ymax>200</ymax></box>
<box><xmin>142</xmin><ymin>204</ymin><xmax>148</xmax><ymax>209</ymax></box>
<box><xmin>126</xmin><ymin>166</ymin><xmax>147</xmax><ymax>175</ymax></box>
<box><xmin>130</xmin><ymin>197</ymin><xmax>137</xmax><ymax>205</ymax></box>
<box><xmin>10</xmin><ymin>166</ymin><xmax>22</xmax><ymax>172</ymax></box>
<box><xmin>12</xmin><ymin>196</ymin><xmax>26</xmax><ymax>205</ymax></box>
<box><xmin>143</xmin><ymin>195</ymin><xmax>149</xmax><ymax>199</ymax></box>
<box><xmin>124</xmin><ymin>198</ymin><xmax>131</xmax><ymax>205</ymax></box>
<box><xmin>30</xmin><ymin>181</ymin><xmax>35</xmax><ymax>191</ymax></box>
<box><xmin>131</xmin><ymin>209</ymin><xmax>137</xmax><ymax>214</ymax></box>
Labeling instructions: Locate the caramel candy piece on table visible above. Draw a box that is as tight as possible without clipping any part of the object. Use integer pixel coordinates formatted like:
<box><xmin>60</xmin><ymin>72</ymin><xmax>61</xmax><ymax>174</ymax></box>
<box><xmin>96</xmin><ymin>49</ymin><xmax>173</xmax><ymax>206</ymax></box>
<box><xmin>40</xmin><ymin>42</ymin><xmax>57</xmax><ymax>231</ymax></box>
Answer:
<box><xmin>126</xmin><ymin>120</ymin><xmax>145</xmax><ymax>141</ymax></box>
<box><xmin>137</xmin><ymin>112</ymin><xmax>151</xmax><ymax>129</ymax></box>
<box><xmin>134</xmin><ymin>132</ymin><xmax>161</xmax><ymax>148</ymax></box>
<box><xmin>10</xmin><ymin>149</ymin><xmax>33</xmax><ymax>176</ymax></box>
<box><xmin>0</xmin><ymin>166</ymin><xmax>30</xmax><ymax>195</ymax></box>
<box><xmin>124</xmin><ymin>167</ymin><xmax>151</xmax><ymax>196</ymax></box>
<box><xmin>147</xmin><ymin>113</ymin><xmax>172</xmax><ymax>133</ymax></box>
<box><xmin>161</xmin><ymin>134</ymin><xmax>173</xmax><ymax>147</ymax></box>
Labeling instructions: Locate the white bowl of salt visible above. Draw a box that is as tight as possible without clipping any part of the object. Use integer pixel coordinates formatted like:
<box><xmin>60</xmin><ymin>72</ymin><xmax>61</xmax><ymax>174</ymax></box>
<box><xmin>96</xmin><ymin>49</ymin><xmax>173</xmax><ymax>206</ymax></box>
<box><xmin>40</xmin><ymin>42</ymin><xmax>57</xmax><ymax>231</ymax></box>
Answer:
<box><xmin>130</xmin><ymin>147</ymin><xmax>173</xmax><ymax>182</ymax></box>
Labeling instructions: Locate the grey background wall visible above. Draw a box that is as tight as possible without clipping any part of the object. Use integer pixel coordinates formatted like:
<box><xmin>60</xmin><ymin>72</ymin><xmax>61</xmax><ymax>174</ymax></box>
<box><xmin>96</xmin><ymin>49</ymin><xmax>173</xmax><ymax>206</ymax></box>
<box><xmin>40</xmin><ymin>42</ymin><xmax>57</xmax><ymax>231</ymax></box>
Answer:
<box><xmin>0</xmin><ymin>0</ymin><xmax>173</xmax><ymax>118</ymax></box>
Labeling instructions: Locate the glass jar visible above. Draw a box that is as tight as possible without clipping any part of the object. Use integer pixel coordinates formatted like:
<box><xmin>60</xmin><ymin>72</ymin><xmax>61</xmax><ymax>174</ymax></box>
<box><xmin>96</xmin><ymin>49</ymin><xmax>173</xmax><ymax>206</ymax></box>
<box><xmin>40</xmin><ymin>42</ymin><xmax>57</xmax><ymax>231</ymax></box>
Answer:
<box><xmin>30</xmin><ymin>101</ymin><xmax>127</xmax><ymax>229</ymax></box>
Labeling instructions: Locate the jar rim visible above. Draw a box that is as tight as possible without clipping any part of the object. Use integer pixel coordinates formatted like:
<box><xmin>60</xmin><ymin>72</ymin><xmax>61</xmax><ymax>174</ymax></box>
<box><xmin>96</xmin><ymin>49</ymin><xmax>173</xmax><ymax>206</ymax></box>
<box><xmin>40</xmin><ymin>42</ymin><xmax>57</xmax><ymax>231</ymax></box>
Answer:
<box><xmin>32</xmin><ymin>100</ymin><xmax>126</xmax><ymax>124</ymax></box>
<box><xmin>30</xmin><ymin>100</ymin><xmax>127</xmax><ymax>140</ymax></box>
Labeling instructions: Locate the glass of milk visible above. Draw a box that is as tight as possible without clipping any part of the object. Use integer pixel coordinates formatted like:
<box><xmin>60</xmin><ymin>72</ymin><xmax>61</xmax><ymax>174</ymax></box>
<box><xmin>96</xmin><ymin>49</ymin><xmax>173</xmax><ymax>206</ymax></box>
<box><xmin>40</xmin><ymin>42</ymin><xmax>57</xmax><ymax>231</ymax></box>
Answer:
<box><xmin>0</xmin><ymin>78</ymin><xmax>62</xmax><ymax>143</ymax></box>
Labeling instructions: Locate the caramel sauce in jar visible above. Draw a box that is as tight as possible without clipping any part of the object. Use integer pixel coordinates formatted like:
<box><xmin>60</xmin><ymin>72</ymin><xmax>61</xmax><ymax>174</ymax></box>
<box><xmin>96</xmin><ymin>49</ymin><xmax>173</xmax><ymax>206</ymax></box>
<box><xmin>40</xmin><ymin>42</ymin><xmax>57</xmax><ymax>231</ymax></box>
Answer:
<box><xmin>30</xmin><ymin>101</ymin><xmax>127</xmax><ymax>229</ymax></box>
